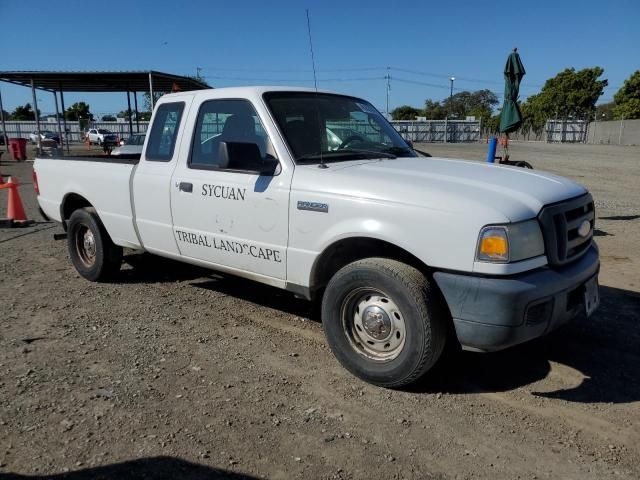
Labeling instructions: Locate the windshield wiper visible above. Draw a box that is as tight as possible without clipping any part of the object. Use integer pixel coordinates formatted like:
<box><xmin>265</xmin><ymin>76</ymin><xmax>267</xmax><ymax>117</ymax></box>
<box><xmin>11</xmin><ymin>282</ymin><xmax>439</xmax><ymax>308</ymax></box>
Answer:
<box><xmin>382</xmin><ymin>146</ymin><xmax>414</xmax><ymax>156</ymax></box>
<box><xmin>296</xmin><ymin>149</ymin><xmax>396</xmax><ymax>163</ymax></box>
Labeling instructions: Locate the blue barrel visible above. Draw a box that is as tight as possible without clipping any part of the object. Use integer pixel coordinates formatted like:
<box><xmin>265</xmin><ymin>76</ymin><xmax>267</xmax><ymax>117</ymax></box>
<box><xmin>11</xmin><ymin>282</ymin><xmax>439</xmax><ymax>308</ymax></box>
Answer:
<box><xmin>487</xmin><ymin>137</ymin><xmax>498</xmax><ymax>163</ymax></box>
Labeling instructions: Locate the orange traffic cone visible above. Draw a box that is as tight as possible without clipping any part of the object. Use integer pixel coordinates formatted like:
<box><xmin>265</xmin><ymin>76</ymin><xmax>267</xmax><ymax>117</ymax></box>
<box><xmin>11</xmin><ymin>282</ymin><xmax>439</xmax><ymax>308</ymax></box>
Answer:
<box><xmin>7</xmin><ymin>177</ymin><xmax>28</xmax><ymax>222</ymax></box>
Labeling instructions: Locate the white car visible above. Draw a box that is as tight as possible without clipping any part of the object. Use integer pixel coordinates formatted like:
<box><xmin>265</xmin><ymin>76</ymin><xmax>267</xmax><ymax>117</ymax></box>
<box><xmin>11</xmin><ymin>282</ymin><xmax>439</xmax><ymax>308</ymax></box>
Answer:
<box><xmin>86</xmin><ymin>128</ymin><xmax>118</xmax><ymax>146</ymax></box>
<box><xmin>33</xmin><ymin>87</ymin><xmax>599</xmax><ymax>388</ymax></box>
<box><xmin>29</xmin><ymin>130</ymin><xmax>60</xmax><ymax>145</ymax></box>
<box><xmin>111</xmin><ymin>133</ymin><xmax>145</xmax><ymax>156</ymax></box>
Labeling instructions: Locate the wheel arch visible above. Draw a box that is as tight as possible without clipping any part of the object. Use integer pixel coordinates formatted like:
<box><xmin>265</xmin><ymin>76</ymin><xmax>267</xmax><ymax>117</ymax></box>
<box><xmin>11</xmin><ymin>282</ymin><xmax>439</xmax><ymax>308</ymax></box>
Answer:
<box><xmin>310</xmin><ymin>236</ymin><xmax>432</xmax><ymax>294</ymax></box>
<box><xmin>60</xmin><ymin>193</ymin><xmax>94</xmax><ymax>231</ymax></box>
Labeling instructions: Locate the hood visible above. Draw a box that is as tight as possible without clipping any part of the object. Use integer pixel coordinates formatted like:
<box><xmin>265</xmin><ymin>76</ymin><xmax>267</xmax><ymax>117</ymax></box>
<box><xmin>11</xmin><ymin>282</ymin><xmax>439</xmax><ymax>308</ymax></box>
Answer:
<box><xmin>296</xmin><ymin>156</ymin><xmax>587</xmax><ymax>223</ymax></box>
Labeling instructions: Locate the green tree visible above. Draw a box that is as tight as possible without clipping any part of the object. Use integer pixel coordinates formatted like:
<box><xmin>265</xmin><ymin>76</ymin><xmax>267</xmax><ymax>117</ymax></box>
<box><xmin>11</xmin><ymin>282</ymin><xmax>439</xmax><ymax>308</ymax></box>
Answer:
<box><xmin>65</xmin><ymin>102</ymin><xmax>93</xmax><ymax>121</ymax></box>
<box><xmin>484</xmin><ymin>113</ymin><xmax>501</xmax><ymax>133</ymax></box>
<box><xmin>391</xmin><ymin>105</ymin><xmax>422</xmax><ymax>120</ymax></box>
<box><xmin>10</xmin><ymin>103</ymin><xmax>40</xmax><ymax>120</ymax></box>
<box><xmin>423</xmin><ymin>99</ymin><xmax>447</xmax><ymax>119</ymax></box>
<box><xmin>595</xmin><ymin>102</ymin><xmax>615</xmax><ymax>121</ymax></box>
<box><xmin>521</xmin><ymin>67</ymin><xmax>607</xmax><ymax>132</ymax></box>
<box><xmin>520</xmin><ymin>99</ymin><xmax>548</xmax><ymax>136</ymax></box>
<box><xmin>101</xmin><ymin>114</ymin><xmax>116</xmax><ymax>121</ymax></box>
<box><xmin>424</xmin><ymin>90</ymin><xmax>498</xmax><ymax>121</ymax></box>
<box><xmin>612</xmin><ymin>70</ymin><xmax>640</xmax><ymax>119</ymax></box>
<box><xmin>458</xmin><ymin>89</ymin><xmax>499</xmax><ymax>122</ymax></box>
<box><xmin>117</xmin><ymin>109</ymin><xmax>133</xmax><ymax>120</ymax></box>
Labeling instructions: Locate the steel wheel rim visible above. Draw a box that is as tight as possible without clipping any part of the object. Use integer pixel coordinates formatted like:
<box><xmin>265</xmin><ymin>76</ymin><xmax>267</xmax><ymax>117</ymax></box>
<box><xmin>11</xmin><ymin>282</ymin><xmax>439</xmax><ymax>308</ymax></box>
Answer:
<box><xmin>75</xmin><ymin>224</ymin><xmax>96</xmax><ymax>267</ymax></box>
<box><xmin>340</xmin><ymin>287</ymin><xmax>407</xmax><ymax>362</ymax></box>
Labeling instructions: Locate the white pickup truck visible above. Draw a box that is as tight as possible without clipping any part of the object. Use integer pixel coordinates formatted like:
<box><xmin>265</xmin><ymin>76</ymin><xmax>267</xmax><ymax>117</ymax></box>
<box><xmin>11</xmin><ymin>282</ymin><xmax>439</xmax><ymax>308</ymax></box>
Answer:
<box><xmin>33</xmin><ymin>87</ymin><xmax>600</xmax><ymax>387</ymax></box>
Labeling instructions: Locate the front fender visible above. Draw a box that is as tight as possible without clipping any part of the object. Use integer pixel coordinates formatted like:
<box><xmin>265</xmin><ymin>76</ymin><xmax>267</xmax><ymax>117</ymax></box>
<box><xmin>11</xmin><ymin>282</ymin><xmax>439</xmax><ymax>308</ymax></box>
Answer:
<box><xmin>286</xmin><ymin>195</ymin><xmax>480</xmax><ymax>288</ymax></box>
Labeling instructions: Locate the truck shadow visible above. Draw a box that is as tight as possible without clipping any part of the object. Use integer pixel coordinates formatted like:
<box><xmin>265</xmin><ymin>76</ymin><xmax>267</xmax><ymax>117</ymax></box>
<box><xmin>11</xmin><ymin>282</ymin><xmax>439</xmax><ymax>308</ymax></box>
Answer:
<box><xmin>191</xmin><ymin>274</ymin><xmax>318</xmax><ymax>320</ymax></box>
<box><xmin>117</xmin><ymin>253</ymin><xmax>212</xmax><ymax>284</ymax></box>
<box><xmin>113</xmin><ymin>255</ymin><xmax>640</xmax><ymax>404</ymax></box>
<box><xmin>599</xmin><ymin>215</ymin><xmax>640</xmax><ymax>221</ymax></box>
<box><xmin>412</xmin><ymin>285</ymin><xmax>640</xmax><ymax>404</ymax></box>
<box><xmin>193</xmin><ymin>274</ymin><xmax>640</xmax><ymax>404</ymax></box>
<box><xmin>1</xmin><ymin>456</ymin><xmax>259</xmax><ymax>479</ymax></box>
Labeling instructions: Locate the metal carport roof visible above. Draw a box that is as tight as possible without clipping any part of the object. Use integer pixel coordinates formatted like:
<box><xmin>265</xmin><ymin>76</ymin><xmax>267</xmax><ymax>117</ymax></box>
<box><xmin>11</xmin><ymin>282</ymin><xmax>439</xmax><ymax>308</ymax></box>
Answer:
<box><xmin>0</xmin><ymin>70</ymin><xmax>209</xmax><ymax>92</ymax></box>
<box><xmin>0</xmin><ymin>70</ymin><xmax>210</xmax><ymax>154</ymax></box>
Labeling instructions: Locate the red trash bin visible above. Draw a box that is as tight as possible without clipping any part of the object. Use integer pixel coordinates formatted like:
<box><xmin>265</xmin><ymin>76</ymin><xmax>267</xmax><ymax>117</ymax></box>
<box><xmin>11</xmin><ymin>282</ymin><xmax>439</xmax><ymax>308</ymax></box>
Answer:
<box><xmin>9</xmin><ymin>138</ymin><xmax>27</xmax><ymax>161</ymax></box>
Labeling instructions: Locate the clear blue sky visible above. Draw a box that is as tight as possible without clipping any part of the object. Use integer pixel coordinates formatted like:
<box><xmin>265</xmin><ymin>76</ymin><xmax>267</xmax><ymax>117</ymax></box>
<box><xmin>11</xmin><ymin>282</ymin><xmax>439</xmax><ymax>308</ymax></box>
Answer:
<box><xmin>1</xmin><ymin>0</ymin><xmax>638</xmax><ymax>117</ymax></box>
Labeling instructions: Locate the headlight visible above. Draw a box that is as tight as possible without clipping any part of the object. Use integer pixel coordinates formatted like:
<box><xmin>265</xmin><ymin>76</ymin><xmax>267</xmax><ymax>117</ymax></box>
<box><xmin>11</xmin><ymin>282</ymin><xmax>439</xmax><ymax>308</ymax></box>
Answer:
<box><xmin>477</xmin><ymin>220</ymin><xmax>545</xmax><ymax>263</ymax></box>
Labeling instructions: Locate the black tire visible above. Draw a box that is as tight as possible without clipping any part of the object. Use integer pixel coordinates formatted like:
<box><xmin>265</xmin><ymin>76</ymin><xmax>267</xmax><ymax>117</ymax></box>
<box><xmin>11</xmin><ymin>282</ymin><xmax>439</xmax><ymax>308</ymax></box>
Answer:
<box><xmin>515</xmin><ymin>161</ymin><xmax>533</xmax><ymax>169</ymax></box>
<box><xmin>322</xmin><ymin>258</ymin><xmax>447</xmax><ymax>388</ymax></box>
<box><xmin>67</xmin><ymin>207</ymin><xmax>122</xmax><ymax>281</ymax></box>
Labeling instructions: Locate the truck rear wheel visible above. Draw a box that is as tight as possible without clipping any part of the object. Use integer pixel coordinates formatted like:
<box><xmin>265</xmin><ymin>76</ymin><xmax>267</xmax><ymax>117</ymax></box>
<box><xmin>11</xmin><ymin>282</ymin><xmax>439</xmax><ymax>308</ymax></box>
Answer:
<box><xmin>322</xmin><ymin>258</ymin><xmax>446</xmax><ymax>388</ymax></box>
<box><xmin>67</xmin><ymin>207</ymin><xmax>122</xmax><ymax>281</ymax></box>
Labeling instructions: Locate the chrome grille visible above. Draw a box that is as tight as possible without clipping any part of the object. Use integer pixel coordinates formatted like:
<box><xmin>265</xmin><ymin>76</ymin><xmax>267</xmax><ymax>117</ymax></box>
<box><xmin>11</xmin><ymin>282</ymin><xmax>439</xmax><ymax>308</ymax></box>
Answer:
<box><xmin>538</xmin><ymin>194</ymin><xmax>594</xmax><ymax>267</ymax></box>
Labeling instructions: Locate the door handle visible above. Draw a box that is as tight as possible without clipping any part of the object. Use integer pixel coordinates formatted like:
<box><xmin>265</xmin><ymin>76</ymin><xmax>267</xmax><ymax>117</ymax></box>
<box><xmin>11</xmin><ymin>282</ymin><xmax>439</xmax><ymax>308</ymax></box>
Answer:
<box><xmin>178</xmin><ymin>182</ymin><xmax>193</xmax><ymax>193</ymax></box>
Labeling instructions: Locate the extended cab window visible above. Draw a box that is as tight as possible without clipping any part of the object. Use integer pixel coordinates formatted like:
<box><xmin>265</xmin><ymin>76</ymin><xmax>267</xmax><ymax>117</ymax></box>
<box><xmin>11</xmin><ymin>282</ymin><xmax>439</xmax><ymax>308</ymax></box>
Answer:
<box><xmin>145</xmin><ymin>102</ymin><xmax>185</xmax><ymax>161</ymax></box>
<box><xmin>190</xmin><ymin>99</ymin><xmax>271</xmax><ymax>171</ymax></box>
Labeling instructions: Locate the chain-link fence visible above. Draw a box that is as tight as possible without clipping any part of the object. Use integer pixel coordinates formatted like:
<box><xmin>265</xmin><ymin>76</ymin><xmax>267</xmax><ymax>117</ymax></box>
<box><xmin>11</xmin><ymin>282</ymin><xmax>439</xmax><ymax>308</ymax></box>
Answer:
<box><xmin>0</xmin><ymin>119</ymin><xmax>149</xmax><ymax>143</ymax></box>
<box><xmin>545</xmin><ymin>120</ymin><xmax>588</xmax><ymax>143</ymax></box>
<box><xmin>390</xmin><ymin>120</ymin><xmax>481</xmax><ymax>143</ymax></box>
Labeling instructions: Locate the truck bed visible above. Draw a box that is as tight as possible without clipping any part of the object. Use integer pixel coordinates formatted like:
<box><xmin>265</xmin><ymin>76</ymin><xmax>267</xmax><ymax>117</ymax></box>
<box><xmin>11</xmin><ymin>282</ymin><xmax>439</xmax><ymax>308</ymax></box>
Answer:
<box><xmin>34</xmin><ymin>154</ymin><xmax>143</xmax><ymax>249</ymax></box>
<box><xmin>36</xmin><ymin>153</ymin><xmax>141</xmax><ymax>164</ymax></box>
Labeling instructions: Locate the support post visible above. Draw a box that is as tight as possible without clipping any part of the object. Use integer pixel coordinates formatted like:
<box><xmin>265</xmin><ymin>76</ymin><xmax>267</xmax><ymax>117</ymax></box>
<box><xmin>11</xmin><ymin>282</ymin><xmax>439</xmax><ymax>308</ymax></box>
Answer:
<box><xmin>126</xmin><ymin>90</ymin><xmax>133</xmax><ymax>137</ymax></box>
<box><xmin>148</xmin><ymin>72</ymin><xmax>155</xmax><ymax>111</ymax></box>
<box><xmin>31</xmin><ymin>78</ymin><xmax>42</xmax><ymax>155</ymax></box>
<box><xmin>53</xmin><ymin>91</ymin><xmax>63</xmax><ymax>155</ymax></box>
<box><xmin>59</xmin><ymin>85</ymin><xmax>70</xmax><ymax>154</ymax></box>
<box><xmin>0</xmin><ymin>86</ymin><xmax>8</xmax><ymax>152</ymax></box>
<box><xmin>619</xmin><ymin>115</ymin><xmax>625</xmax><ymax>145</ymax></box>
<box><xmin>134</xmin><ymin>91</ymin><xmax>140</xmax><ymax>133</ymax></box>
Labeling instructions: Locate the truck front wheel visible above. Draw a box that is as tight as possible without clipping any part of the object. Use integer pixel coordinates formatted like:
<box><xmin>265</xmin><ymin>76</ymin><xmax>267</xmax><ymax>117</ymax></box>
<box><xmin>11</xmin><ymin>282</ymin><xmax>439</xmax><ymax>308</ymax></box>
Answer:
<box><xmin>322</xmin><ymin>258</ymin><xmax>446</xmax><ymax>388</ymax></box>
<box><xmin>67</xmin><ymin>208</ymin><xmax>122</xmax><ymax>281</ymax></box>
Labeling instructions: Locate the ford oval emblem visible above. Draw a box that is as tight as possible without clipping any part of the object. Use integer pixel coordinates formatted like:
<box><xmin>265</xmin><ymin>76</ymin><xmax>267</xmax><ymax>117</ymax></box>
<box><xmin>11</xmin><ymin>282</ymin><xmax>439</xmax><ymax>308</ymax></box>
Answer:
<box><xmin>577</xmin><ymin>220</ymin><xmax>591</xmax><ymax>238</ymax></box>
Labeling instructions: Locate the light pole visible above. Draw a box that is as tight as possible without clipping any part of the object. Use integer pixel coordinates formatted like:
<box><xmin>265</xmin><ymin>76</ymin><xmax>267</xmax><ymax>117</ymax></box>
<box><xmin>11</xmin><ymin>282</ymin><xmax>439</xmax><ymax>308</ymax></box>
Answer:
<box><xmin>447</xmin><ymin>76</ymin><xmax>455</xmax><ymax>143</ymax></box>
<box><xmin>449</xmin><ymin>76</ymin><xmax>455</xmax><ymax>114</ymax></box>
<box><xmin>385</xmin><ymin>67</ymin><xmax>391</xmax><ymax>118</ymax></box>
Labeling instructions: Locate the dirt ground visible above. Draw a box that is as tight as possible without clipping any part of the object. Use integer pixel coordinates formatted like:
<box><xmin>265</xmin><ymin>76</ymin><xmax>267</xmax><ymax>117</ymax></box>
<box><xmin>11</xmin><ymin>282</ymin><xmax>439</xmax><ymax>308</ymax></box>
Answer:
<box><xmin>0</xmin><ymin>141</ymin><xmax>639</xmax><ymax>479</ymax></box>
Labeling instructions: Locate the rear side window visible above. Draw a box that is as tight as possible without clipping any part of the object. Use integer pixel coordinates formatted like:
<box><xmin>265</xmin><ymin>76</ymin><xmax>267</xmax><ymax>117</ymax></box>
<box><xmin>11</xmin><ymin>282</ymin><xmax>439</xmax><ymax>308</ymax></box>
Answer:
<box><xmin>145</xmin><ymin>102</ymin><xmax>185</xmax><ymax>161</ymax></box>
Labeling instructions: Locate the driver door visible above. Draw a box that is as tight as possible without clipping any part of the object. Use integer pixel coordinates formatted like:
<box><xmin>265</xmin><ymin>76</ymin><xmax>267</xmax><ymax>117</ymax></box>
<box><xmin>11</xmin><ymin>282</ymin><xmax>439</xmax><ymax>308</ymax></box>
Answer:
<box><xmin>170</xmin><ymin>98</ymin><xmax>291</xmax><ymax>282</ymax></box>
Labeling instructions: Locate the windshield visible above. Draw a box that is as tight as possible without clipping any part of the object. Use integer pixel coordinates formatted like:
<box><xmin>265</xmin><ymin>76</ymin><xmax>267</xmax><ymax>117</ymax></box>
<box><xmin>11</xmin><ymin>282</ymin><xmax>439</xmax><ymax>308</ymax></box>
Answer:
<box><xmin>97</xmin><ymin>129</ymin><xmax>112</xmax><ymax>134</ymax></box>
<box><xmin>264</xmin><ymin>92</ymin><xmax>414</xmax><ymax>163</ymax></box>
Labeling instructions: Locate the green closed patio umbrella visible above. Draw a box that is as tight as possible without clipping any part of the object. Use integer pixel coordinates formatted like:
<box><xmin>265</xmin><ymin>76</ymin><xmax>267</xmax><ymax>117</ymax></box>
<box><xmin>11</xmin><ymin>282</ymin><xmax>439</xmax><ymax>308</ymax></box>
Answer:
<box><xmin>499</xmin><ymin>48</ymin><xmax>526</xmax><ymax>133</ymax></box>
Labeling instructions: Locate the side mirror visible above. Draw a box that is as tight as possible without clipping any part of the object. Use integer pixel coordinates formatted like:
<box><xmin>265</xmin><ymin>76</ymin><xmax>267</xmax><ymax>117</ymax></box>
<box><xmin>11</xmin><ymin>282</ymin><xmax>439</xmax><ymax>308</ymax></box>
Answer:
<box><xmin>218</xmin><ymin>141</ymin><xmax>279</xmax><ymax>175</ymax></box>
<box><xmin>259</xmin><ymin>156</ymin><xmax>279</xmax><ymax>175</ymax></box>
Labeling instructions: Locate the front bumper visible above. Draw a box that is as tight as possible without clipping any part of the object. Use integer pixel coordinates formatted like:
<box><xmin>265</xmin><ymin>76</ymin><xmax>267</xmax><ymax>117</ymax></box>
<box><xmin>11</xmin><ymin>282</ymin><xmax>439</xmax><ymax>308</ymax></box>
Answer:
<box><xmin>433</xmin><ymin>244</ymin><xmax>599</xmax><ymax>352</ymax></box>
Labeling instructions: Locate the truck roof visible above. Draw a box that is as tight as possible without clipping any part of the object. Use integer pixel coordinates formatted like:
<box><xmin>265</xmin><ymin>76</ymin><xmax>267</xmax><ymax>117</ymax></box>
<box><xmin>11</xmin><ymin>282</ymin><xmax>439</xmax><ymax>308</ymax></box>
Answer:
<box><xmin>161</xmin><ymin>85</ymin><xmax>342</xmax><ymax>101</ymax></box>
